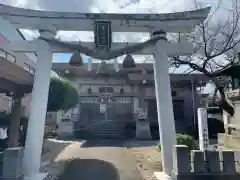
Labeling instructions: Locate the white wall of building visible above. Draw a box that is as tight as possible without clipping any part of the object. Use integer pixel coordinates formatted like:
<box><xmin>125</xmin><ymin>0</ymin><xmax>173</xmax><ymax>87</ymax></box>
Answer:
<box><xmin>0</xmin><ymin>93</ymin><xmax>31</xmax><ymax>117</ymax></box>
<box><xmin>0</xmin><ymin>17</ymin><xmax>37</xmax><ymax>71</ymax></box>
<box><xmin>0</xmin><ymin>93</ymin><xmax>11</xmax><ymax>113</ymax></box>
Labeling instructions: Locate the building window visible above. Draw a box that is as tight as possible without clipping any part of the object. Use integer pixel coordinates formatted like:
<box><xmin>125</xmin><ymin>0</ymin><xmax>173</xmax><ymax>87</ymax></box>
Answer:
<box><xmin>171</xmin><ymin>91</ymin><xmax>177</xmax><ymax>97</ymax></box>
<box><xmin>99</xmin><ymin>87</ymin><xmax>114</xmax><ymax>93</ymax></box>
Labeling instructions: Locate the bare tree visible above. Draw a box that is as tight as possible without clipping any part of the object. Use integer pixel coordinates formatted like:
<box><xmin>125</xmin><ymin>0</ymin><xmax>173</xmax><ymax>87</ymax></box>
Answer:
<box><xmin>171</xmin><ymin>0</ymin><xmax>240</xmax><ymax>116</ymax></box>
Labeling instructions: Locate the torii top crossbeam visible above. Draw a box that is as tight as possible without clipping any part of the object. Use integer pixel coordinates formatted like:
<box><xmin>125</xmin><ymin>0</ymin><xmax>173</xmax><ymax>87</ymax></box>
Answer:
<box><xmin>0</xmin><ymin>4</ymin><xmax>210</xmax><ymax>33</ymax></box>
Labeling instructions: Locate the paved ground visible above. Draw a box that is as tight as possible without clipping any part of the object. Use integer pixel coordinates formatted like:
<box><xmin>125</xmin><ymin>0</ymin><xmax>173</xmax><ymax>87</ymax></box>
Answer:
<box><xmin>55</xmin><ymin>140</ymin><xmax>143</xmax><ymax>180</ymax></box>
<box><xmin>42</xmin><ymin>138</ymin><xmax>221</xmax><ymax>180</ymax></box>
<box><xmin>125</xmin><ymin>141</ymin><xmax>162</xmax><ymax>180</ymax></box>
<box><xmin>41</xmin><ymin>139</ymin><xmax>83</xmax><ymax>180</ymax></box>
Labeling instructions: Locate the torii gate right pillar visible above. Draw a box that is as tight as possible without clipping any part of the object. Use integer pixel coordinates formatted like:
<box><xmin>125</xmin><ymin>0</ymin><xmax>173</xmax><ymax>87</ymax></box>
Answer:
<box><xmin>152</xmin><ymin>31</ymin><xmax>176</xmax><ymax>176</ymax></box>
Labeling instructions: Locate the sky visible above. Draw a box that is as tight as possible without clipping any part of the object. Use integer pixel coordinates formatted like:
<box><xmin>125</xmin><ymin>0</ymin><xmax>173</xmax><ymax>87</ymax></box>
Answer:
<box><xmin>0</xmin><ymin>0</ymin><xmax>235</xmax><ymax>91</ymax></box>
<box><xmin>0</xmin><ymin>0</ymin><xmax>217</xmax><ymax>68</ymax></box>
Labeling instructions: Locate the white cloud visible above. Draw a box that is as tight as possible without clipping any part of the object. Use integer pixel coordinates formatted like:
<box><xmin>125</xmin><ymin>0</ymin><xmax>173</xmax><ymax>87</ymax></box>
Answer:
<box><xmin>2</xmin><ymin>0</ymin><xmax>196</xmax><ymax>13</ymax></box>
<box><xmin>37</xmin><ymin>0</ymin><xmax>95</xmax><ymax>12</ymax></box>
<box><xmin>56</xmin><ymin>31</ymin><xmax>94</xmax><ymax>42</ymax></box>
<box><xmin>91</xmin><ymin>0</ymin><xmax>196</xmax><ymax>14</ymax></box>
<box><xmin>1</xmin><ymin>0</ymin><xmax>233</xmax><ymax>67</ymax></box>
<box><xmin>6</xmin><ymin>0</ymin><xmax>196</xmax><ymax>63</ymax></box>
<box><xmin>1</xmin><ymin>0</ymin><xmax>39</xmax><ymax>9</ymax></box>
<box><xmin>20</xmin><ymin>29</ymin><xmax>39</xmax><ymax>40</ymax></box>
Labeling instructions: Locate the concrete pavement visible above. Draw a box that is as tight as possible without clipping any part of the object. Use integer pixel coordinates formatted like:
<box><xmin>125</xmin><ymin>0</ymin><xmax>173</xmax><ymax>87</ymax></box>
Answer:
<box><xmin>57</xmin><ymin>139</ymin><xmax>143</xmax><ymax>180</ymax></box>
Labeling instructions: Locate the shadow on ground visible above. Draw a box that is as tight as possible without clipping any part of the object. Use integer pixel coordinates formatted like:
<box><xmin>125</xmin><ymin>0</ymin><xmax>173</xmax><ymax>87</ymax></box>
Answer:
<box><xmin>42</xmin><ymin>139</ymin><xmax>72</xmax><ymax>162</ymax></box>
<box><xmin>80</xmin><ymin>139</ymin><xmax>159</xmax><ymax>148</ymax></box>
<box><xmin>124</xmin><ymin>140</ymin><xmax>159</xmax><ymax>148</ymax></box>
<box><xmin>58</xmin><ymin>158</ymin><xmax>120</xmax><ymax>180</ymax></box>
<box><xmin>80</xmin><ymin>139</ymin><xmax>123</xmax><ymax>148</ymax></box>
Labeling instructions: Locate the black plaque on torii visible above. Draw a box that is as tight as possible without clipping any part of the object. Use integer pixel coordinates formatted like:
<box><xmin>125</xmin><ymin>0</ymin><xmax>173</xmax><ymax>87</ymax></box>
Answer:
<box><xmin>94</xmin><ymin>21</ymin><xmax>112</xmax><ymax>50</ymax></box>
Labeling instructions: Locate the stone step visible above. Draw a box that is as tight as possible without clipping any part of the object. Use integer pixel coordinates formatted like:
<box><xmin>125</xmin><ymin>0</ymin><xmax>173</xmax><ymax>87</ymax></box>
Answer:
<box><xmin>89</xmin><ymin>128</ymin><xmax>124</xmax><ymax>133</ymax></box>
<box><xmin>74</xmin><ymin>120</ymin><xmax>129</xmax><ymax>138</ymax></box>
<box><xmin>88</xmin><ymin>125</ymin><xmax>125</xmax><ymax>138</ymax></box>
<box><xmin>90</xmin><ymin>128</ymin><xmax>123</xmax><ymax>132</ymax></box>
<box><xmin>90</xmin><ymin>132</ymin><xmax>124</xmax><ymax>135</ymax></box>
<box><xmin>89</xmin><ymin>133</ymin><xmax>125</xmax><ymax>138</ymax></box>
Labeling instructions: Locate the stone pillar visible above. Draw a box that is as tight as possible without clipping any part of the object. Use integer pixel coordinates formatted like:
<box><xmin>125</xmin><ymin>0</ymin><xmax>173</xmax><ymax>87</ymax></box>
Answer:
<box><xmin>223</xmin><ymin>112</ymin><xmax>230</xmax><ymax>134</ymax></box>
<box><xmin>136</xmin><ymin>87</ymin><xmax>151</xmax><ymax>139</ymax></box>
<box><xmin>221</xmin><ymin>150</ymin><xmax>236</xmax><ymax>173</ymax></box>
<box><xmin>191</xmin><ymin>150</ymin><xmax>206</xmax><ymax>173</ymax></box>
<box><xmin>132</xmin><ymin>85</ymin><xmax>139</xmax><ymax>117</ymax></box>
<box><xmin>133</xmin><ymin>97</ymin><xmax>139</xmax><ymax>115</ymax></box>
<box><xmin>152</xmin><ymin>31</ymin><xmax>176</xmax><ymax>176</ymax></box>
<box><xmin>138</xmin><ymin>87</ymin><xmax>145</xmax><ymax>108</ymax></box>
<box><xmin>223</xmin><ymin>113</ymin><xmax>229</xmax><ymax>126</ymax></box>
<box><xmin>22</xmin><ymin>40</ymin><xmax>52</xmax><ymax>177</ymax></box>
<box><xmin>8</xmin><ymin>92</ymin><xmax>23</xmax><ymax>147</ymax></box>
<box><xmin>205</xmin><ymin>150</ymin><xmax>221</xmax><ymax>173</ymax></box>
<box><xmin>2</xmin><ymin>147</ymin><xmax>24</xmax><ymax>179</ymax></box>
<box><xmin>172</xmin><ymin>145</ymin><xmax>190</xmax><ymax>174</ymax></box>
<box><xmin>197</xmin><ymin>108</ymin><xmax>209</xmax><ymax>151</ymax></box>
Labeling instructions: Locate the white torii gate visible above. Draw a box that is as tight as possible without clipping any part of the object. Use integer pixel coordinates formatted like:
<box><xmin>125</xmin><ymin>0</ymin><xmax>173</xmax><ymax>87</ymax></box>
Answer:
<box><xmin>0</xmin><ymin>4</ymin><xmax>210</xmax><ymax>179</ymax></box>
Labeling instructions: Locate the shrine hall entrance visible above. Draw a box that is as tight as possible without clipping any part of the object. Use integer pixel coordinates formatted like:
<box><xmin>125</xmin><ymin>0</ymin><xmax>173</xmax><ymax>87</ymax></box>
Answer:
<box><xmin>75</xmin><ymin>95</ymin><xmax>133</xmax><ymax>139</ymax></box>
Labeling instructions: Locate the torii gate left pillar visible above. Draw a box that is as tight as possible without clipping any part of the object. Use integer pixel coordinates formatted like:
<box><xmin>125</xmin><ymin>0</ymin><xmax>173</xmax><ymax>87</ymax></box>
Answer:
<box><xmin>22</xmin><ymin>40</ymin><xmax>53</xmax><ymax>179</ymax></box>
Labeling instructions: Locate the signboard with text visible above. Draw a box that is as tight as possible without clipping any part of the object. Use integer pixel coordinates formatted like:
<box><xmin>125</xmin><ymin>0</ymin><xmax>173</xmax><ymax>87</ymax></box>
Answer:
<box><xmin>197</xmin><ymin>108</ymin><xmax>209</xmax><ymax>150</ymax></box>
<box><xmin>100</xmin><ymin>104</ymin><xmax>107</xmax><ymax>113</ymax></box>
<box><xmin>94</xmin><ymin>21</ymin><xmax>112</xmax><ymax>50</ymax></box>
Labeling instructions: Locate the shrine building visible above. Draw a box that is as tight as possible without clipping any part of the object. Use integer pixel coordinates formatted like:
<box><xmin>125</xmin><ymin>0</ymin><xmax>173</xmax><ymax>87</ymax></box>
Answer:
<box><xmin>53</xmin><ymin>62</ymin><xmax>209</xmax><ymax>139</ymax></box>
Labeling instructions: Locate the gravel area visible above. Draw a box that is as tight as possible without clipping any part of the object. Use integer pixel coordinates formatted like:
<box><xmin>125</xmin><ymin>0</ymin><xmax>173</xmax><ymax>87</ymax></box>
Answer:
<box><xmin>57</xmin><ymin>139</ymin><xmax>143</xmax><ymax>180</ymax></box>
<box><xmin>41</xmin><ymin>139</ymin><xmax>144</xmax><ymax>180</ymax></box>
<box><xmin>124</xmin><ymin>141</ymin><xmax>162</xmax><ymax>180</ymax></box>
<box><xmin>40</xmin><ymin>138</ymin><xmax>84</xmax><ymax>178</ymax></box>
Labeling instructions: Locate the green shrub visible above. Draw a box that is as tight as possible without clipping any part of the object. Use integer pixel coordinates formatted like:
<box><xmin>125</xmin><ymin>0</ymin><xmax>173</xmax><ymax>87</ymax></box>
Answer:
<box><xmin>48</xmin><ymin>77</ymin><xmax>79</xmax><ymax>111</ymax></box>
<box><xmin>0</xmin><ymin>111</ymin><xmax>7</xmax><ymax>118</ymax></box>
<box><xmin>157</xmin><ymin>144</ymin><xmax>161</xmax><ymax>152</ymax></box>
<box><xmin>176</xmin><ymin>134</ymin><xmax>198</xmax><ymax>150</ymax></box>
<box><xmin>157</xmin><ymin>134</ymin><xmax>198</xmax><ymax>152</ymax></box>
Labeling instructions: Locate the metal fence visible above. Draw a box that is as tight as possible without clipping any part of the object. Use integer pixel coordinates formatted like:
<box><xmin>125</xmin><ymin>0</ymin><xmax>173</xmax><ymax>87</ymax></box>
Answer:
<box><xmin>0</xmin><ymin>48</ymin><xmax>16</xmax><ymax>64</ymax></box>
<box><xmin>0</xmin><ymin>48</ymin><xmax>36</xmax><ymax>75</ymax></box>
<box><xmin>23</xmin><ymin>62</ymin><xmax>36</xmax><ymax>74</ymax></box>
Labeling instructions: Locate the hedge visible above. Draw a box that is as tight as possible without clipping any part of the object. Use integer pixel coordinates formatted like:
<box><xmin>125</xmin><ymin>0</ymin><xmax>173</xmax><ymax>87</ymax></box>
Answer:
<box><xmin>157</xmin><ymin>134</ymin><xmax>198</xmax><ymax>152</ymax></box>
